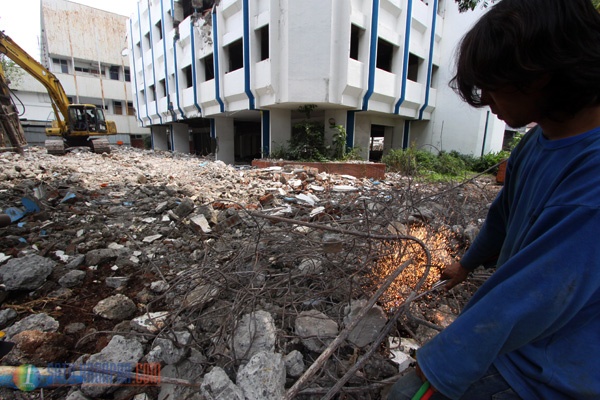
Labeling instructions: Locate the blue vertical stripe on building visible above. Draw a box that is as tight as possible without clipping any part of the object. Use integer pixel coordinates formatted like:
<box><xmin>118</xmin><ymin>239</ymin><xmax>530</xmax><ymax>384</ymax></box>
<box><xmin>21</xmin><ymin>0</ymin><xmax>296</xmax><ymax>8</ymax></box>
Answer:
<box><xmin>418</xmin><ymin>0</ymin><xmax>438</xmax><ymax>120</ymax></box>
<box><xmin>159</xmin><ymin>0</ymin><xmax>173</xmax><ymax>121</ymax></box>
<box><xmin>148</xmin><ymin>2</ymin><xmax>163</xmax><ymax>124</ymax></box>
<box><xmin>137</xmin><ymin>3</ymin><xmax>151</xmax><ymax>126</ymax></box>
<box><xmin>242</xmin><ymin>0</ymin><xmax>256</xmax><ymax>110</ymax></box>
<box><xmin>261</xmin><ymin>110</ymin><xmax>270</xmax><ymax>155</ymax></box>
<box><xmin>172</xmin><ymin>37</ymin><xmax>186</xmax><ymax>118</ymax></box>
<box><xmin>190</xmin><ymin>18</ymin><xmax>202</xmax><ymax>114</ymax></box>
<box><xmin>212</xmin><ymin>8</ymin><xmax>225</xmax><ymax>113</ymax></box>
<box><xmin>129</xmin><ymin>19</ymin><xmax>143</xmax><ymax>125</ymax></box>
<box><xmin>394</xmin><ymin>0</ymin><xmax>413</xmax><ymax>114</ymax></box>
<box><xmin>361</xmin><ymin>0</ymin><xmax>379</xmax><ymax>111</ymax></box>
<box><xmin>403</xmin><ymin>120</ymin><xmax>410</xmax><ymax>149</ymax></box>
<box><xmin>346</xmin><ymin>111</ymin><xmax>356</xmax><ymax>148</ymax></box>
<box><xmin>210</xmin><ymin>118</ymin><xmax>216</xmax><ymax>139</ymax></box>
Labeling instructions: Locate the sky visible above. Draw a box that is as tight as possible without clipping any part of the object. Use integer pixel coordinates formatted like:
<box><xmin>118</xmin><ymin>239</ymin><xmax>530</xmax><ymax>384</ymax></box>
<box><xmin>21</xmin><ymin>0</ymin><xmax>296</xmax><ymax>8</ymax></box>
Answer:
<box><xmin>0</xmin><ymin>0</ymin><xmax>139</xmax><ymax>61</ymax></box>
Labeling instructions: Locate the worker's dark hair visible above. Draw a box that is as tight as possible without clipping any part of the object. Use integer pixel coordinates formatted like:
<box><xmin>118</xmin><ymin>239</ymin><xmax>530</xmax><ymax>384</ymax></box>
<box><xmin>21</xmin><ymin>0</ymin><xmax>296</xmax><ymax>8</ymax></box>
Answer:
<box><xmin>451</xmin><ymin>0</ymin><xmax>600</xmax><ymax>117</ymax></box>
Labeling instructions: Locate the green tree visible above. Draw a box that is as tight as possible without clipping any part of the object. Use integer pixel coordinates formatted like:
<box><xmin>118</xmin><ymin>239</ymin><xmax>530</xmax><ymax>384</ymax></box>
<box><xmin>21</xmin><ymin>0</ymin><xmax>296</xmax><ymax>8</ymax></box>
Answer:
<box><xmin>0</xmin><ymin>55</ymin><xmax>24</xmax><ymax>87</ymax></box>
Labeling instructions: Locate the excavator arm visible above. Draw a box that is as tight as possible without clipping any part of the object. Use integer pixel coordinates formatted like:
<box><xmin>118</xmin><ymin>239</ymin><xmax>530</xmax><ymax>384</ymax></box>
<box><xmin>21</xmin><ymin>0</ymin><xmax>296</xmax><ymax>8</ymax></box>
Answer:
<box><xmin>0</xmin><ymin>31</ymin><xmax>69</xmax><ymax>135</ymax></box>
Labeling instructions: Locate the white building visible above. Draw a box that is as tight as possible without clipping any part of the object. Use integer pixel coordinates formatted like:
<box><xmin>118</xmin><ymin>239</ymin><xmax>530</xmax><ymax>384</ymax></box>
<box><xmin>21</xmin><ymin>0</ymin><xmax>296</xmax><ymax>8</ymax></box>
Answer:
<box><xmin>11</xmin><ymin>0</ymin><xmax>150</xmax><ymax>147</ymax></box>
<box><xmin>127</xmin><ymin>0</ymin><xmax>505</xmax><ymax>164</ymax></box>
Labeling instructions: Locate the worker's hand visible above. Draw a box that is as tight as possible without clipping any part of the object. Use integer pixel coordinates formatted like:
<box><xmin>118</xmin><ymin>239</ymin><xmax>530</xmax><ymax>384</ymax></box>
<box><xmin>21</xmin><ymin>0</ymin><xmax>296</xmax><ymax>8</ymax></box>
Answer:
<box><xmin>441</xmin><ymin>261</ymin><xmax>471</xmax><ymax>290</ymax></box>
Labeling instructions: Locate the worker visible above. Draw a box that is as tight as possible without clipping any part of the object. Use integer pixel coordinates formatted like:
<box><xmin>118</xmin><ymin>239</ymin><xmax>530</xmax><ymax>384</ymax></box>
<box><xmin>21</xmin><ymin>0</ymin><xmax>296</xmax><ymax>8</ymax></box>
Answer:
<box><xmin>389</xmin><ymin>0</ymin><xmax>600</xmax><ymax>398</ymax></box>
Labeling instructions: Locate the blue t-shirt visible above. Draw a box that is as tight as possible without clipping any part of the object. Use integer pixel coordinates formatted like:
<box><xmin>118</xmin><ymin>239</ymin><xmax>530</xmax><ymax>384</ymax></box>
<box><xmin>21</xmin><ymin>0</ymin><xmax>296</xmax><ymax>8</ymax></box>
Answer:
<box><xmin>417</xmin><ymin>126</ymin><xmax>600</xmax><ymax>399</ymax></box>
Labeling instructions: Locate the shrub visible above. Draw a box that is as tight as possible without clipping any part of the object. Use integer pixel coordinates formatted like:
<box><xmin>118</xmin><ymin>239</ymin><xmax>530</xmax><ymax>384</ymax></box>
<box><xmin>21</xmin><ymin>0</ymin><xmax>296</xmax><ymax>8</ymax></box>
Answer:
<box><xmin>381</xmin><ymin>148</ymin><xmax>419</xmax><ymax>175</ymax></box>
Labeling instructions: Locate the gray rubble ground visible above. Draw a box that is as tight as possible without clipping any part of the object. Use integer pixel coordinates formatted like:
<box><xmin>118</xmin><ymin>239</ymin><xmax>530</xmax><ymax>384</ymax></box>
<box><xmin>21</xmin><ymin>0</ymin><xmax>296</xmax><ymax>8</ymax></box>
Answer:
<box><xmin>0</xmin><ymin>146</ymin><xmax>499</xmax><ymax>399</ymax></box>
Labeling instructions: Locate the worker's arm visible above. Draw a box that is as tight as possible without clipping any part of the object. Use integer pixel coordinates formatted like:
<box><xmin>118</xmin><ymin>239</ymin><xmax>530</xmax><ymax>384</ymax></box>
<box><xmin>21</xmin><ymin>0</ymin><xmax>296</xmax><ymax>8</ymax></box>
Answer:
<box><xmin>416</xmin><ymin>204</ymin><xmax>600</xmax><ymax>399</ymax></box>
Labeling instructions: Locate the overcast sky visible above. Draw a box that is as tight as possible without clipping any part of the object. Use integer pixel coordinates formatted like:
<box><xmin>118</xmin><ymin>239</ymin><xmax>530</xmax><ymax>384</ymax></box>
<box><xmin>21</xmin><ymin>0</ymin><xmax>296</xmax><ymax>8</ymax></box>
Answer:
<box><xmin>1</xmin><ymin>0</ymin><xmax>139</xmax><ymax>61</ymax></box>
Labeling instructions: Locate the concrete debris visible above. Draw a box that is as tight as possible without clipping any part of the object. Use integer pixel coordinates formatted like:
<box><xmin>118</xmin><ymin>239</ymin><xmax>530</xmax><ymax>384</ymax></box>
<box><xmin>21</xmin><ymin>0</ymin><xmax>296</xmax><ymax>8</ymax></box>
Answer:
<box><xmin>3</xmin><ymin>313</ymin><xmax>59</xmax><ymax>339</ymax></box>
<box><xmin>295</xmin><ymin>309</ymin><xmax>339</xmax><ymax>352</ymax></box>
<box><xmin>201</xmin><ymin>367</ymin><xmax>245</xmax><ymax>400</ymax></box>
<box><xmin>0</xmin><ymin>146</ymin><xmax>499</xmax><ymax>399</ymax></box>
<box><xmin>233</xmin><ymin>310</ymin><xmax>277</xmax><ymax>360</ymax></box>
<box><xmin>93</xmin><ymin>294</ymin><xmax>137</xmax><ymax>320</ymax></box>
<box><xmin>0</xmin><ymin>254</ymin><xmax>55</xmax><ymax>290</ymax></box>
<box><xmin>236</xmin><ymin>351</ymin><xmax>286</xmax><ymax>400</ymax></box>
<box><xmin>80</xmin><ymin>335</ymin><xmax>145</xmax><ymax>397</ymax></box>
<box><xmin>344</xmin><ymin>299</ymin><xmax>388</xmax><ymax>348</ymax></box>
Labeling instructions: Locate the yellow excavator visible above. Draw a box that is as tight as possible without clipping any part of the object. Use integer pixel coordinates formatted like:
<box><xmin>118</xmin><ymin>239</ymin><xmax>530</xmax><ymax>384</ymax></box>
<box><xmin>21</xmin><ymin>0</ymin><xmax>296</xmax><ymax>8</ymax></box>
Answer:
<box><xmin>0</xmin><ymin>31</ymin><xmax>116</xmax><ymax>155</ymax></box>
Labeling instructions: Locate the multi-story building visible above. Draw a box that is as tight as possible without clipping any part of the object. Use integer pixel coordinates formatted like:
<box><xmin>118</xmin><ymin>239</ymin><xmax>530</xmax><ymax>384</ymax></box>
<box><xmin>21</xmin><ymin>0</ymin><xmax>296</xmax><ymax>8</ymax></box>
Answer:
<box><xmin>12</xmin><ymin>0</ymin><xmax>150</xmax><ymax>147</ymax></box>
<box><xmin>127</xmin><ymin>0</ymin><xmax>506</xmax><ymax>164</ymax></box>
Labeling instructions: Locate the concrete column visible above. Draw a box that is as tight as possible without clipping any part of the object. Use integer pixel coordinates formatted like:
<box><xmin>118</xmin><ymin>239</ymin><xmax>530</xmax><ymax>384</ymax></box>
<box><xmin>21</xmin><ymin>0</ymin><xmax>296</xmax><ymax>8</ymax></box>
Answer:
<box><xmin>269</xmin><ymin>109</ymin><xmax>291</xmax><ymax>155</ymax></box>
<box><xmin>354</xmin><ymin>114</ymin><xmax>371</xmax><ymax>160</ymax></box>
<box><xmin>171</xmin><ymin>123</ymin><xmax>190</xmax><ymax>153</ymax></box>
<box><xmin>152</xmin><ymin>126</ymin><xmax>169</xmax><ymax>150</ymax></box>
<box><xmin>214</xmin><ymin>117</ymin><xmax>235</xmax><ymax>164</ymax></box>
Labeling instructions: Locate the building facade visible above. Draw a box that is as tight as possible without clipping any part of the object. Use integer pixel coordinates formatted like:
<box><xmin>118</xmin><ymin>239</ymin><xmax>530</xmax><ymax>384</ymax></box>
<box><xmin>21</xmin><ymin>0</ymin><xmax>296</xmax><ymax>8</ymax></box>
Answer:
<box><xmin>12</xmin><ymin>0</ymin><xmax>150</xmax><ymax>147</ymax></box>
<box><xmin>128</xmin><ymin>0</ymin><xmax>505</xmax><ymax>164</ymax></box>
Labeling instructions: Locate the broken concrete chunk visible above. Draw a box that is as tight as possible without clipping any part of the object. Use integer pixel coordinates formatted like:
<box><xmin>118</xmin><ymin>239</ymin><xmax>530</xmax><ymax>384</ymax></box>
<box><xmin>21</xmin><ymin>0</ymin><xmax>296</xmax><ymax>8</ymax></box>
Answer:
<box><xmin>236</xmin><ymin>351</ymin><xmax>286</xmax><ymax>400</ymax></box>
<box><xmin>81</xmin><ymin>335</ymin><xmax>145</xmax><ymax>398</ymax></box>
<box><xmin>130</xmin><ymin>311</ymin><xmax>169</xmax><ymax>334</ymax></box>
<box><xmin>295</xmin><ymin>310</ymin><xmax>338</xmax><ymax>352</ymax></box>
<box><xmin>201</xmin><ymin>367</ymin><xmax>244</xmax><ymax>400</ymax></box>
<box><xmin>93</xmin><ymin>294</ymin><xmax>137</xmax><ymax>320</ymax></box>
<box><xmin>0</xmin><ymin>254</ymin><xmax>55</xmax><ymax>291</ymax></box>
<box><xmin>284</xmin><ymin>350</ymin><xmax>305</xmax><ymax>378</ymax></box>
<box><xmin>343</xmin><ymin>299</ymin><xmax>388</xmax><ymax>348</ymax></box>
<box><xmin>4</xmin><ymin>313</ymin><xmax>59</xmax><ymax>339</ymax></box>
<box><xmin>233</xmin><ymin>310</ymin><xmax>277</xmax><ymax>360</ymax></box>
<box><xmin>190</xmin><ymin>214</ymin><xmax>212</xmax><ymax>233</ymax></box>
<box><xmin>58</xmin><ymin>270</ymin><xmax>86</xmax><ymax>288</ymax></box>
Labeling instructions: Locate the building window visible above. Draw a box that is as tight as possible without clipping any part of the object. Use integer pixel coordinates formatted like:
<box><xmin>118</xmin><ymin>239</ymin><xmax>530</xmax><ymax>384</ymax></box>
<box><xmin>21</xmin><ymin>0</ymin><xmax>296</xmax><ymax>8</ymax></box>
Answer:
<box><xmin>149</xmin><ymin>84</ymin><xmax>156</xmax><ymax>101</ymax></box>
<box><xmin>257</xmin><ymin>25</ymin><xmax>269</xmax><ymax>61</ymax></box>
<box><xmin>376</xmin><ymin>38</ymin><xmax>394</xmax><ymax>73</ymax></box>
<box><xmin>204</xmin><ymin>54</ymin><xmax>214</xmax><ymax>81</ymax></box>
<box><xmin>350</xmin><ymin>24</ymin><xmax>363</xmax><ymax>60</ymax></box>
<box><xmin>144</xmin><ymin>32</ymin><xmax>151</xmax><ymax>49</ymax></box>
<box><xmin>109</xmin><ymin>66</ymin><xmax>120</xmax><ymax>80</ymax></box>
<box><xmin>226</xmin><ymin>39</ymin><xmax>243</xmax><ymax>73</ymax></box>
<box><xmin>114</xmin><ymin>101</ymin><xmax>123</xmax><ymax>115</ymax></box>
<box><xmin>430</xmin><ymin>64</ymin><xmax>439</xmax><ymax>88</ymax></box>
<box><xmin>127</xmin><ymin>102</ymin><xmax>136</xmax><ymax>116</ymax></box>
<box><xmin>156</xmin><ymin>20</ymin><xmax>163</xmax><ymax>40</ymax></box>
<box><xmin>407</xmin><ymin>53</ymin><xmax>422</xmax><ymax>82</ymax></box>
<box><xmin>159</xmin><ymin>79</ymin><xmax>166</xmax><ymax>97</ymax></box>
<box><xmin>124</xmin><ymin>67</ymin><xmax>131</xmax><ymax>82</ymax></box>
<box><xmin>52</xmin><ymin>58</ymin><xmax>68</xmax><ymax>74</ymax></box>
<box><xmin>183</xmin><ymin>65</ymin><xmax>193</xmax><ymax>88</ymax></box>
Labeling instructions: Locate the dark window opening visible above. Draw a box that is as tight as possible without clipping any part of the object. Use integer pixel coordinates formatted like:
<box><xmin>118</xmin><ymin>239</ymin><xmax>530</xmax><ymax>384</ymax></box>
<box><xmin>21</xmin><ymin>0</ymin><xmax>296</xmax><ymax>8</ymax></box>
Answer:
<box><xmin>144</xmin><ymin>32</ymin><xmax>151</xmax><ymax>48</ymax></box>
<box><xmin>159</xmin><ymin>79</ymin><xmax>166</xmax><ymax>97</ymax></box>
<box><xmin>183</xmin><ymin>65</ymin><xmax>193</xmax><ymax>88</ymax></box>
<box><xmin>149</xmin><ymin>85</ymin><xmax>156</xmax><ymax>101</ymax></box>
<box><xmin>407</xmin><ymin>53</ymin><xmax>421</xmax><ymax>82</ymax></box>
<box><xmin>156</xmin><ymin>20</ymin><xmax>163</xmax><ymax>40</ymax></box>
<box><xmin>350</xmin><ymin>24</ymin><xmax>362</xmax><ymax>60</ymax></box>
<box><xmin>258</xmin><ymin>25</ymin><xmax>269</xmax><ymax>61</ymax></box>
<box><xmin>53</xmin><ymin>58</ymin><xmax>68</xmax><ymax>74</ymax></box>
<box><xmin>109</xmin><ymin>66</ymin><xmax>120</xmax><ymax>80</ymax></box>
<box><xmin>124</xmin><ymin>67</ymin><xmax>131</xmax><ymax>82</ymax></box>
<box><xmin>227</xmin><ymin>39</ymin><xmax>244</xmax><ymax>73</ymax></box>
<box><xmin>127</xmin><ymin>102</ymin><xmax>136</xmax><ymax>116</ymax></box>
<box><xmin>430</xmin><ymin>64</ymin><xmax>439</xmax><ymax>88</ymax></box>
<box><xmin>114</xmin><ymin>101</ymin><xmax>123</xmax><ymax>115</ymax></box>
<box><xmin>204</xmin><ymin>54</ymin><xmax>214</xmax><ymax>81</ymax></box>
<box><xmin>369</xmin><ymin>125</ymin><xmax>385</xmax><ymax>162</ymax></box>
<box><xmin>376</xmin><ymin>38</ymin><xmax>394</xmax><ymax>72</ymax></box>
<box><xmin>234</xmin><ymin>121</ymin><xmax>262</xmax><ymax>164</ymax></box>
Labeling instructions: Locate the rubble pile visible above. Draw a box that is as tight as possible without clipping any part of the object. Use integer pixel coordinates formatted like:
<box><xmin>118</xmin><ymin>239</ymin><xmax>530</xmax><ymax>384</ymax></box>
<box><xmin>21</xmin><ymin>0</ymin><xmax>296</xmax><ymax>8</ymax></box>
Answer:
<box><xmin>0</xmin><ymin>146</ymin><xmax>500</xmax><ymax>399</ymax></box>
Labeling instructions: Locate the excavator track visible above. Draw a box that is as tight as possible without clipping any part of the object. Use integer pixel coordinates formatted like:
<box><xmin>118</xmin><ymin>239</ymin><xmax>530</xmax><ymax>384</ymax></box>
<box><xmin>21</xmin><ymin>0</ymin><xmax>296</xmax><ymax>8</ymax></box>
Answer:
<box><xmin>45</xmin><ymin>139</ymin><xmax>66</xmax><ymax>155</ymax></box>
<box><xmin>90</xmin><ymin>138</ymin><xmax>111</xmax><ymax>154</ymax></box>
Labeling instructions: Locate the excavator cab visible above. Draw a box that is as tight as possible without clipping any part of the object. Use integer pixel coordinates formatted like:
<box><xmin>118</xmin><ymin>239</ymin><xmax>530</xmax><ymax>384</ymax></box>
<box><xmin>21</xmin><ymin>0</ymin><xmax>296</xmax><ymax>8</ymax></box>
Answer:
<box><xmin>69</xmin><ymin>105</ymin><xmax>108</xmax><ymax>134</ymax></box>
